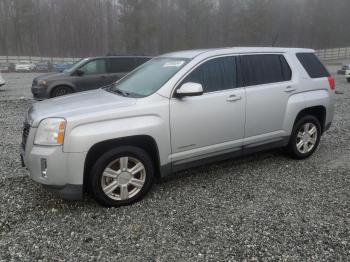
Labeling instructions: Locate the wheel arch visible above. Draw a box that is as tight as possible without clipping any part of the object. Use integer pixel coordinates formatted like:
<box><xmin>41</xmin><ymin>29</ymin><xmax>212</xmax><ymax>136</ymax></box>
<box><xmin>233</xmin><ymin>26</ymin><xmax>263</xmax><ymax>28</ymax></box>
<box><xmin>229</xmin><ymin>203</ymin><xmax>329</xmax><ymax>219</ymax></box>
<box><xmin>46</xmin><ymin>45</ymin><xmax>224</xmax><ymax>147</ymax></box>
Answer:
<box><xmin>50</xmin><ymin>84</ymin><xmax>76</xmax><ymax>97</ymax></box>
<box><xmin>294</xmin><ymin>105</ymin><xmax>327</xmax><ymax>133</ymax></box>
<box><xmin>83</xmin><ymin>135</ymin><xmax>161</xmax><ymax>192</ymax></box>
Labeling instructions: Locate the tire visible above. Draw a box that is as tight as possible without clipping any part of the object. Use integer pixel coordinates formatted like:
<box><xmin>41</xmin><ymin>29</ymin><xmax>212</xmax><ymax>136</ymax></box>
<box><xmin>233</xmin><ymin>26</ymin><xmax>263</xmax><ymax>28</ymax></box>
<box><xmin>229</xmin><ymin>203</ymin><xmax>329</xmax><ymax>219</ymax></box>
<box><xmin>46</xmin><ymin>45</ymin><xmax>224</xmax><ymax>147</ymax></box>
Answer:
<box><xmin>51</xmin><ymin>86</ymin><xmax>73</xmax><ymax>98</ymax></box>
<box><xmin>287</xmin><ymin>115</ymin><xmax>321</xmax><ymax>159</ymax></box>
<box><xmin>89</xmin><ymin>146</ymin><xmax>155</xmax><ymax>207</ymax></box>
<box><xmin>347</xmin><ymin>78</ymin><xmax>350</xmax><ymax>83</ymax></box>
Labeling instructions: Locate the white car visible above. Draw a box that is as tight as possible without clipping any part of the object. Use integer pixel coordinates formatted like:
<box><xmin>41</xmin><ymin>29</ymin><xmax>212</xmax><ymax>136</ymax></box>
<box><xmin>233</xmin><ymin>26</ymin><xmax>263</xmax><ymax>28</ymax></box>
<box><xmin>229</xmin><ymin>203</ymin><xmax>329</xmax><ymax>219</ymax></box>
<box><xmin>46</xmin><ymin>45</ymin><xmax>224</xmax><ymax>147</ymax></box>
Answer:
<box><xmin>0</xmin><ymin>72</ymin><xmax>5</xmax><ymax>87</ymax></box>
<box><xmin>338</xmin><ymin>64</ymin><xmax>350</xmax><ymax>82</ymax></box>
<box><xmin>15</xmin><ymin>61</ymin><xmax>36</xmax><ymax>72</ymax></box>
<box><xmin>21</xmin><ymin>47</ymin><xmax>335</xmax><ymax>207</ymax></box>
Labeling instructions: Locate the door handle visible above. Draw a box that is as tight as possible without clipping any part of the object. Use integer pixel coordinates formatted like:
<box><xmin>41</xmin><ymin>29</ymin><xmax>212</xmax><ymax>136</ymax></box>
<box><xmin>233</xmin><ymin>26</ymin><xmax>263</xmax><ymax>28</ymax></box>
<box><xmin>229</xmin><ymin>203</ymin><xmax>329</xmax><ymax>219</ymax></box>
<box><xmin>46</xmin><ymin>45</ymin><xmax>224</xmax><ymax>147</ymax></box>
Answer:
<box><xmin>227</xmin><ymin>95</ymin><xmax>242</xmax><ymax>102</ymax></box>
<box><xmin>285</xmin><ymin>86</ymin><xmax>296</xmax><ymax>93</ymax></box>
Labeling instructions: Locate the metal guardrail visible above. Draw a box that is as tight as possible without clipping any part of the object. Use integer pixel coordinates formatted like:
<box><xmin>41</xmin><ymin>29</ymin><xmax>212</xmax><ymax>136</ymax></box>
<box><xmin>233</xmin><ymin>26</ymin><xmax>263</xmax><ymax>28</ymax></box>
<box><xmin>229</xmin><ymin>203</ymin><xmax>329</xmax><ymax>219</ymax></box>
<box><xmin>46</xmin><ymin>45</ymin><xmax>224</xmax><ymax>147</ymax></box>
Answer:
<box><xmin>0</xmin><ymin>56</ymin><xmax>81</xmax><ymax>64</ymax></box>
<box><xmin>316</xmin><ymin>47</ymin><xmax>350</xmax><ymax>61</ymax></box>
<box><xmin>1</xmin><ymin>47</ymin><xmax>350</xmax><ymax>64</ymax></box>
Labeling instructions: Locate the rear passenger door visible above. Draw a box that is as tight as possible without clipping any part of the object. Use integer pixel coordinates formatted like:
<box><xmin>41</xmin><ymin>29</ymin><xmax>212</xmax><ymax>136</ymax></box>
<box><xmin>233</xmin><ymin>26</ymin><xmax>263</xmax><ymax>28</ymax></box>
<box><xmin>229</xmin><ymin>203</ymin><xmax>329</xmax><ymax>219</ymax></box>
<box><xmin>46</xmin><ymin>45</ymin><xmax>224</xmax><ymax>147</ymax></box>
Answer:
<box><xmin>241</xmin><ymin>54</ymin><xmax>294</xmax><ymax>146</ymax></box>
<box><xmin>107</xmin><ymin>58</ymin><xmax>137</xmax><ymax>82</ymax></box>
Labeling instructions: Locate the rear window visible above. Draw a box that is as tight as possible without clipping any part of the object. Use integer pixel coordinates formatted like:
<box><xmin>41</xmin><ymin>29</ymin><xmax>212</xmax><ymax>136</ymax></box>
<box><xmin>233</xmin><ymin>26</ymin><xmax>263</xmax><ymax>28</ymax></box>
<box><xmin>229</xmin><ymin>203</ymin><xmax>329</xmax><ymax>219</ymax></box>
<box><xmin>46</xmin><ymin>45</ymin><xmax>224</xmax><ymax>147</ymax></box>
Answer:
<box><xmin>296</xmin><ymin>53</ymin><xmax>330</xmax><ymax>78</ymax></box>
<box><xmin>241</xmin><ymin>54</ymin><xmax>292</xmax><ymax>86</ymax></box>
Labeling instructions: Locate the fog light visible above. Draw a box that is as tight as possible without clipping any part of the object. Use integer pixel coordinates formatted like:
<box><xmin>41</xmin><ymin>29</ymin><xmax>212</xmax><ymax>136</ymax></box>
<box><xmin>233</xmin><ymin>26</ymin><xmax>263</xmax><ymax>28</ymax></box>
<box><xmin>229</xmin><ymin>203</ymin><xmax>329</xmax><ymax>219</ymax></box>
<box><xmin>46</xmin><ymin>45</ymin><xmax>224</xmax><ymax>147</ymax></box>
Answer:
<box><xmin>41</xmin><ymin>158</ymin><xmax>47</xmax><ymax>178</ymax></box>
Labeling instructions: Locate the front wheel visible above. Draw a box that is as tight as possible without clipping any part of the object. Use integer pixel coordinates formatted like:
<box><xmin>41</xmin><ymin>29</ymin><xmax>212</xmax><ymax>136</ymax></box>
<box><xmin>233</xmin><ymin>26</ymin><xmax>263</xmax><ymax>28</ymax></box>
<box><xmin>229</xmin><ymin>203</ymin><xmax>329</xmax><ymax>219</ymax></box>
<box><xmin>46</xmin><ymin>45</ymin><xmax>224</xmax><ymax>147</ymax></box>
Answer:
<box><xmin>51</xmin><ymin>86</ymin><xmax>73</xmax><ymax>98</ymax></box>
<box><xmin>347</xmin><ymin>78</ymin><xmax>350</xmax><ymax>83</ymax></box>
<box><xmin>89</xmin><ymin>146</ymin><xmax>155</xmax><ymax>207</ymax></box>
<box><xmin>287</xmin><ymin>115</ymin><xmax>321</xmax><ymax>159</ymax></box>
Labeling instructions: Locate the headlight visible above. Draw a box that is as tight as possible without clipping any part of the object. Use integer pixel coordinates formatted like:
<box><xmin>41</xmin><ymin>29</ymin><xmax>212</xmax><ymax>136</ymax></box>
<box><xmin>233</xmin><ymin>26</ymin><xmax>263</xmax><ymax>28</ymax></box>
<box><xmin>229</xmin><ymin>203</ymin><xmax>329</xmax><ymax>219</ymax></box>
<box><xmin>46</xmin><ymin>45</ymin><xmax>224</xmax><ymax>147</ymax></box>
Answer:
<box><xmin>38</xmin><ymin>80</ymin><xmax>47</xmax><ymax>87</ymax></box>
<box><xmin>34</xmin><ymin>118</ymin><xmax>66</xmax><ymax>146</ymax></box>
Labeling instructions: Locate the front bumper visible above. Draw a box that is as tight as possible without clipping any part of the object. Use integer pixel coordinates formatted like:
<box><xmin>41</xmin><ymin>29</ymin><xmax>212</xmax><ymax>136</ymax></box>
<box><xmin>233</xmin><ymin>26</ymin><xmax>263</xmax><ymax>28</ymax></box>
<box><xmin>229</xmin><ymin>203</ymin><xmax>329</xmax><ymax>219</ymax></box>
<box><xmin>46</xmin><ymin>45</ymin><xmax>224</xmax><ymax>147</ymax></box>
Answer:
<box><xmin>31</xmin><ymin>85</ymin><xmax>49</xmax><ymax>100</ymax></box>
<box><xmin>43</xmin><ymin>184</ymin><xmax>83</xmax><ymax>200</ymax></box>
<box><xmin>21</xmin><ymin>127</ymin><xmax>86</xmax><ymax>200</ymax></box>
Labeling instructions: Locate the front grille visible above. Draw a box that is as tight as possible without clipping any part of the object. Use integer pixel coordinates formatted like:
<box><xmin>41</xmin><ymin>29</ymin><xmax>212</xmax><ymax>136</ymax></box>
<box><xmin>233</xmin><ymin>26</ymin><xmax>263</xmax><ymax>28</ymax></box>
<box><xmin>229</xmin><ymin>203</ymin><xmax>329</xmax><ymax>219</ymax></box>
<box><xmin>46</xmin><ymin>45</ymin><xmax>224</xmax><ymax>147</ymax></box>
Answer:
<box><xmin>21</xmin><ymin>122</ymin><xmax>30</xmax><ymax>150</ymax></box>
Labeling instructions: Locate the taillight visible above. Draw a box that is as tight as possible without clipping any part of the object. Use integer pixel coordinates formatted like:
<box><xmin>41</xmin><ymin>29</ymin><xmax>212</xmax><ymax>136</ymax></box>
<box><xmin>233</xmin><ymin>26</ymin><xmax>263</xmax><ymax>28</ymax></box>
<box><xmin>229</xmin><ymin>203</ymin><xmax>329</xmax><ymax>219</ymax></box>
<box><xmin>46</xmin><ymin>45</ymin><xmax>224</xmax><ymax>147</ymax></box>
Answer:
<box><xmin>328</xmin><ymin>76</ymin><xmax>335</xmax><ymax>91</ymax></box>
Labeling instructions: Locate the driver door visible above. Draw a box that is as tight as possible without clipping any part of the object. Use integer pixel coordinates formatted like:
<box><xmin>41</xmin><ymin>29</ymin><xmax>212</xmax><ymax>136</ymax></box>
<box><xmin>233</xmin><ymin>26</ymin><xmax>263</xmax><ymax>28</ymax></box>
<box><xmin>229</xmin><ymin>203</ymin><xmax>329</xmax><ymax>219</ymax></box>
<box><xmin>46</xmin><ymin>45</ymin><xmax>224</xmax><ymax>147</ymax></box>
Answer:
<box><xmin>169</xmin><ymin>56</ymin><xmax>245</xmax><ymax>167</ymax></box>
<box><xmin>73</xmin><ymin>59</ymin><xmax>111</xmax><ymax>91</ymax></box>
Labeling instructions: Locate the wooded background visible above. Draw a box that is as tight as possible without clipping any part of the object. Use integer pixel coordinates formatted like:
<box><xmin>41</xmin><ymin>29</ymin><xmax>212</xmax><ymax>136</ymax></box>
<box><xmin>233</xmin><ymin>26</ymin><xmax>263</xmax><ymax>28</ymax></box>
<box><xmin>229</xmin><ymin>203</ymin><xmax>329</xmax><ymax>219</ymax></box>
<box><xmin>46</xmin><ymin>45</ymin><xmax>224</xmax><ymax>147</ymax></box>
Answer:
<box><xmin>0</xmin><ymin>0</ymin><xmax>349</xmax><ymax>58</ymax></box>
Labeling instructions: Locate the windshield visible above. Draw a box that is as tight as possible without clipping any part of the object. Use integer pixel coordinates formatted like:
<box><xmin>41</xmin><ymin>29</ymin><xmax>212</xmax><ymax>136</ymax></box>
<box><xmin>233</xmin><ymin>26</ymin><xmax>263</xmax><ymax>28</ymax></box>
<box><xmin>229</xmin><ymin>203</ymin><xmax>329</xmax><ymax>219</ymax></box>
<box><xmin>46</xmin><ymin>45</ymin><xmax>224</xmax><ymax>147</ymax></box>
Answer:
<box><xmin>64</xmin><ymin>58</ymin><xmax>87</xmax><ymax>73</ymax></box>
<box><xmin>108</xmin><ymin>57</ymin><xmax>189</xmax><ymax>97</ymax></box>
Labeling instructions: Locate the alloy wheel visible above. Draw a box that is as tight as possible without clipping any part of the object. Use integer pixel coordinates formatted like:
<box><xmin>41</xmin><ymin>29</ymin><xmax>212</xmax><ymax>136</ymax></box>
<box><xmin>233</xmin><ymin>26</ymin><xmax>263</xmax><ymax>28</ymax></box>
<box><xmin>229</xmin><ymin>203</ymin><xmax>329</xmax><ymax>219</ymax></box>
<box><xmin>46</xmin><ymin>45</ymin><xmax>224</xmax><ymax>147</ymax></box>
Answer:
<box><xmin>56</xmin><ymin>89</ymin><xmax>67</xmax><ymax>96</ymax></box>
<box><xmin>296</xmin><ymin>122</ymin><xmax>318</xmax><ymax>154</ymax></box>
<box><xmin>101</xmin><ymin>157</ymin><xmax>146</xmax><ymax>201</ymax></box>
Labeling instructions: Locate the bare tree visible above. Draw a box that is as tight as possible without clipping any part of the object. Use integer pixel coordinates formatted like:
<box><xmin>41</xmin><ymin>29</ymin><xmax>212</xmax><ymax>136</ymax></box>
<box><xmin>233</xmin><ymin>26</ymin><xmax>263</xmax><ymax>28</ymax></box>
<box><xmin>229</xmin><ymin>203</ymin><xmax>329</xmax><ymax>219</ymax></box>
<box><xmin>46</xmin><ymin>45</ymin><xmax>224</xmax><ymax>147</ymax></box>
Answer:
<box><xmin>0</xmin><ymin>0</ymin><xmax>349</xmax><ymax>58</ymax></box>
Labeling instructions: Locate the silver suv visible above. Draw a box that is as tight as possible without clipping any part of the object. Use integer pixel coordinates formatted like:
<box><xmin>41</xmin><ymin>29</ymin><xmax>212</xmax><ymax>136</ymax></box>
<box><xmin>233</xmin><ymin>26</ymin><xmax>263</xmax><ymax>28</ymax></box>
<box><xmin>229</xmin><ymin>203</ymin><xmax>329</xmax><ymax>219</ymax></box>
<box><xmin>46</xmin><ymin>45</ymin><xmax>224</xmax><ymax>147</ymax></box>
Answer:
<box><xmin>21</xmin><ymin>48</ymin><xmax>336</xmax><ymax>207</ymax></box>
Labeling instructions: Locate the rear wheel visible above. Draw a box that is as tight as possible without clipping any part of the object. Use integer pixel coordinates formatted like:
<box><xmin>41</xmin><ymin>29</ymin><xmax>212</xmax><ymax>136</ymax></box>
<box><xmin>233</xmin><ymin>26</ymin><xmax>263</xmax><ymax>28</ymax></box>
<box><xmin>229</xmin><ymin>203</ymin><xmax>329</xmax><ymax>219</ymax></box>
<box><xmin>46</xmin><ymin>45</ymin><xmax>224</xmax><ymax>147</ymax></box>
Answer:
<box><xmin>51</xmin><ymin>86</ymin><xmax>73</xmax><ymax>98</ymax></box>
<box><xmin>287</xmin><ymin>115</ymin><xmax>321</xmax><ymax>159</ymax></box>
<box><xmin>89</xmin><ymin>146</ymin><xmax>154</xmax><ymax>207</ymax></box>
<box><xmin>347</xmin><ymin>78</ymin><xmax>350</xmax><ymax>83</ymax></box>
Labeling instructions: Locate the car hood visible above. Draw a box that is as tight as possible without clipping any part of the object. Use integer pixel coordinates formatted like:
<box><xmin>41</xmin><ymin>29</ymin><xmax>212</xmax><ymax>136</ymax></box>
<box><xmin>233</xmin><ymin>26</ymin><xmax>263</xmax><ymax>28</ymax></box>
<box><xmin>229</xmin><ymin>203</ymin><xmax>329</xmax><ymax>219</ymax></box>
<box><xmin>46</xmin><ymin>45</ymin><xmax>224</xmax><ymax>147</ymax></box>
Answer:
<box><xmin>28</xmin><ymin>89</ymin><xmax>137</xmax><ymax>127</ymax></box>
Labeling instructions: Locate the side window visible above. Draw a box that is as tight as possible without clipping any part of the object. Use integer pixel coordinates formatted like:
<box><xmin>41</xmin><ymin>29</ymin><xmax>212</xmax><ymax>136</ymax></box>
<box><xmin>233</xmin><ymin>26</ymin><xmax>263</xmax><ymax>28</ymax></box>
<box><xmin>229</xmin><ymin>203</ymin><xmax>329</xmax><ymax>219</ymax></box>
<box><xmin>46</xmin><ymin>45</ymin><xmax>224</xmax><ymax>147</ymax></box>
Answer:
<box><xmin>182</xmin><ymin>56</ymin><xmax>237</xmax><ymax>93</ymax></box>
<box><xmin>108</xmin><ymin>58</ymin><xmax>136</xmax><ymax>73</ymax></box>
<box><xmin>241</xmin><ymin>54</ymin><xmax>292</xmax><ymax>86</ymax></box>
<box><xmin>296</xmin><ymin>53</ymin><xmax>330</xmax><ymax>78</ymax></box>
<box><xmin>280</xmin><ymin>55</ymin><xmax>292</xmax><ymax>81</ymax></box>
<box><xmin>135</xmin><ymin>57</ymin><xmax>151</xmax><ymax>67</ymax></box>
<box><xmin>79</xmin><ymin>59</ymin><xmax>106</xmax><ymax>75</ymax></box>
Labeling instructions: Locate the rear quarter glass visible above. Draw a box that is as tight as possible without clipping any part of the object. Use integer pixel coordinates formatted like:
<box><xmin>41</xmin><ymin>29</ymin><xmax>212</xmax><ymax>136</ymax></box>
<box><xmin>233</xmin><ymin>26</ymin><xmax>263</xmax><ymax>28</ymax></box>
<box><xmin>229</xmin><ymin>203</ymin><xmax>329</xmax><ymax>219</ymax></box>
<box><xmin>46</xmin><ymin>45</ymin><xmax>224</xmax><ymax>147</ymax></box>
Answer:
<box><xmin>296</xmin><ymin>53</ymin><xmax>330</xmax><ymax>78</ymax></box>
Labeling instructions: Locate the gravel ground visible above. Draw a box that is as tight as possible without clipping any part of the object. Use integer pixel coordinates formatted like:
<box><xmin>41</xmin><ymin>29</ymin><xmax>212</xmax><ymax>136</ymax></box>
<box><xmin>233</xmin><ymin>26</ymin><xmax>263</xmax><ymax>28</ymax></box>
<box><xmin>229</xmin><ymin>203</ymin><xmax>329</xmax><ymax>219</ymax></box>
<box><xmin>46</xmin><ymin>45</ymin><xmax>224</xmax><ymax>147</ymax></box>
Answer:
<box><xmin>0</xmin><ymin>73</ymin><xmax>39</xmax><ymax>101</ymax></box>
<box><xmin>0</xmin><ymin>68</ymin><xmax>349</xmax><ymax>261</ymax></box>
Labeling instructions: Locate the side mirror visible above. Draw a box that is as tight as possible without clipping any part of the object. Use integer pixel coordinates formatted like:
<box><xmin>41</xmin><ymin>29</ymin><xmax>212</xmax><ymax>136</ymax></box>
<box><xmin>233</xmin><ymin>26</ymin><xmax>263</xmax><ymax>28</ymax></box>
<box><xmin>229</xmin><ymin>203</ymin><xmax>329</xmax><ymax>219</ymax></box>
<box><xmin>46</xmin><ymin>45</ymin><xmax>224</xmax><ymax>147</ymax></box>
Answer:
<box><xmin>75</xmin><ymin>69</ymin><xmax>84</xmax><ymax>76</ymax></box>
<box><xmin>176</xmin><ymin>82</ymin><xmax>203</xmax><ymax>98</ymax></box>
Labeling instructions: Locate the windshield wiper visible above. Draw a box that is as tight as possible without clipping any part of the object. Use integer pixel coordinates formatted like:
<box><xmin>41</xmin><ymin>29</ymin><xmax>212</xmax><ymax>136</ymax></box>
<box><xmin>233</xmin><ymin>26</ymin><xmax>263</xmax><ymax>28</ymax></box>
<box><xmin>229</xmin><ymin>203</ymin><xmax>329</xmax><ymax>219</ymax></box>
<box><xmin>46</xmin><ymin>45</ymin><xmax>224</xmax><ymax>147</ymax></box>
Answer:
<box><xmin>114</xmin><ymin>88</ymin><xmax>130</xmax><ymax>97</ymax></box>
<box><xmin>106</xmin><ymin>86</ymin><xmax>130</xmax><ymax>97</ymax></box>
<box><xmin>103</xmin><ymin>85</ymin><xmax>145</xmax><ymax>98</ymax></box>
